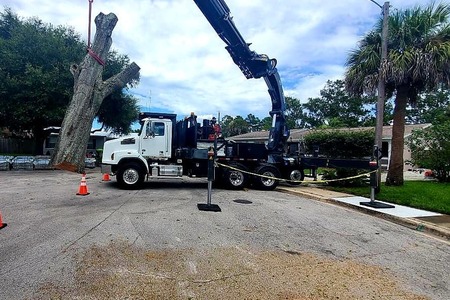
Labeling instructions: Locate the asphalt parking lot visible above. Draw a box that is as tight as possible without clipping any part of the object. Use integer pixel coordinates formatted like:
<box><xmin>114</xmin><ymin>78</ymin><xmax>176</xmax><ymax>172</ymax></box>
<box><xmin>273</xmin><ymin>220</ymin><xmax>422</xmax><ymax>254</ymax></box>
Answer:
<box><xmin>0</xmin><ymin>169</ymin><xmax>449</xmax><ymax>299</ymax></box>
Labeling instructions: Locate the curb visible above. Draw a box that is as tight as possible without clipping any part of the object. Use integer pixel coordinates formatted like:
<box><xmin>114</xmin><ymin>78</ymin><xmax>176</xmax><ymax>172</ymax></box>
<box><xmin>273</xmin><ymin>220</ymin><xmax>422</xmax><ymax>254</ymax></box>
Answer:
<box><xmin>277</xmin><ymin>187</ymin><xmax>450</xmax><ymax>242</ymax></box>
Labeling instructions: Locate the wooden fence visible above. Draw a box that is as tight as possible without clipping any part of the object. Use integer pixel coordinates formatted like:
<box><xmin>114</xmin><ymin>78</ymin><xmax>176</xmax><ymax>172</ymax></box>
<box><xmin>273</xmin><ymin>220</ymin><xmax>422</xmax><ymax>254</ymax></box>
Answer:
<box><xmin>0</xmin><ymin>138</ymin><xmax>35</xmax><ymax>155</ymax></box>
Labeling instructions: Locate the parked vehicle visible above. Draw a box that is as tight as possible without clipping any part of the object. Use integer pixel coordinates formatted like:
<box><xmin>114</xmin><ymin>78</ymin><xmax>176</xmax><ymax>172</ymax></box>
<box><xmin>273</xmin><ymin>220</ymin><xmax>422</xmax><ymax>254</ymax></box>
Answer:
<box><xmin>85</xmin><ymin>157</ymin><xmax>96</xmax><ymax>169</ymax></box>
<box><xmin>33</xmin><ymin>156</ymin><xmax>53</xmax><ymax>170</ymax></box>
<box><xmin>0</xmin><ymin>156</ymin><xmax>13</xmax><ymax>171</ymax></box>
<box><xmin>0</xmin><ymin>155</ymin><xmax>97</xmax><ymax>171</ymax></box>
<box><xmin>12</xmin><ymin>156</ymin><xmax>34</xmax><ymax>170</ymax></box>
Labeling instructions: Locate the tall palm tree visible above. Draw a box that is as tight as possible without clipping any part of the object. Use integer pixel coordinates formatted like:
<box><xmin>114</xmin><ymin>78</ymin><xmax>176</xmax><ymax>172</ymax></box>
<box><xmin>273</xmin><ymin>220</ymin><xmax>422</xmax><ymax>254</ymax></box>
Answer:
<box><xmin>345</xmin><ymin>2</ymin><xmax>450</xmax><ymax>185</ymax></box>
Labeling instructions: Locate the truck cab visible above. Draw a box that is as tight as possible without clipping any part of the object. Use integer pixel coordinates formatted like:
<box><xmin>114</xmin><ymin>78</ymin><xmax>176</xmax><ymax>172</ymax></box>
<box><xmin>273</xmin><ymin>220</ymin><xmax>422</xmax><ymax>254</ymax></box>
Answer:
<box><xmin>102</xmin><ymin>113</ymin><xmax>182</xmax><ymax>188</ymax></box>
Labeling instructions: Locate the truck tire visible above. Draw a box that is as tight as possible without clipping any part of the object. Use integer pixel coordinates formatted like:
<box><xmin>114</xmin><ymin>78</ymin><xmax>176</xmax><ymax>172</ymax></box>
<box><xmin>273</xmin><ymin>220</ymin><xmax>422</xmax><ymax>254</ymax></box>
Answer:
<box><xmin>287</xmin><ymin>168</ymin><xmax>304</xmax><ymax>186</ymax></box>
<box><xmin>222</xmin><ymin>163</ymin><xmax>248</xmax><ymax>190</ymax></box>
<box><xmin>117</xmin><ymin>163</ymin><xmax>145</xmax><ymax>189</ymax></box>
<box><xmin>253</xmin><ymin>164</ymin><xmax>280</xmax><ymax>190</ymax></box>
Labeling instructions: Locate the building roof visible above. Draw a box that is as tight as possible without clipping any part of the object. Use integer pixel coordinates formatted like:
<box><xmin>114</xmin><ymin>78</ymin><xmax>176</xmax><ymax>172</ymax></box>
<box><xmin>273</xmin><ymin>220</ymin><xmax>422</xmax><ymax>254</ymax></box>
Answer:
<box><xmin>229</xmin><ymin>124</ymin><xmax>432</xmax><ymax>142</ymax></box>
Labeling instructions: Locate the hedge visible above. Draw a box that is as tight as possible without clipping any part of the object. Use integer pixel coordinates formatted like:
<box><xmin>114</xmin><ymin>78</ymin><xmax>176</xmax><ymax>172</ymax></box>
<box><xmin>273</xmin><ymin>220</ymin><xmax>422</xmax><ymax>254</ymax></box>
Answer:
<box><xmin>303</xmin><ymin>129</ymin><xmax>375</xmax><ymax>158</ymax></box>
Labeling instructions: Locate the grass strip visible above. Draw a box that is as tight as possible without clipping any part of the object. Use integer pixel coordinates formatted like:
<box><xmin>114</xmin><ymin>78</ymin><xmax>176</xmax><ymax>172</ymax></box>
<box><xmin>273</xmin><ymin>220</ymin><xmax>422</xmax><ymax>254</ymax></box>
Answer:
<box><xmin>326</xmin><ymin>181</ymin><xmax>450</xmax><ymax>214</ymax></box>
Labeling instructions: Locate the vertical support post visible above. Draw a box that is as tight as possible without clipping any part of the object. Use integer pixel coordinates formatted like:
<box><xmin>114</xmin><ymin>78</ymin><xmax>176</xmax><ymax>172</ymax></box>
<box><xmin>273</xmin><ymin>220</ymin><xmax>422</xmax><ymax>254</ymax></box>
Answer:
<box><xmin>197</xmin><ymin>145</ymin><xmax>221</xmax><ymax>212</ymax></box>
<box><xmin>374</xmin><ymin>1</ymin><xmax>389</xmax><ymax>193</ymax></box>
<box><xmin>206</xmin><ymin>149</ymin><xmax>214</xmax><ymax>205</ymax></box>
<box><xmin>312</xmin><ymin>145</ymin><xmax>319</xmax><ymax>181</ymax></box>
<box><xmin>370</xmin><ymin>145</ymin><xmax>379</xmax><ymax>202</ymax></box>
<box><xmin>360</xmin><ymin>145</ymin><xmax>395</xmax><ymax>209</ymax></box>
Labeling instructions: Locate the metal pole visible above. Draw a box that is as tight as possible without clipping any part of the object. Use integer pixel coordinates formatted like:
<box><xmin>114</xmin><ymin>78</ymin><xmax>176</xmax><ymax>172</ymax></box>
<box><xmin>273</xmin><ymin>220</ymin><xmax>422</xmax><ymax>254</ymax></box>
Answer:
<box><xmin>374</xmin><ymin>1</ymin><xmax>389</xmax><ymax>193</ymax></box>
<box><xmin>197</xmin><ymin>145</ymin><xmax>221</xmax><ymax>212</ymax></box>
<box><xmin>361</xmin><ymin>145</ymin><xmax>395</xmax><ymax>208</ymax></box>
<box><xmin>207</xmin><ymin>181</ymin><xmax>212</xmax><ymax>205</ymax></box>
<box><xmin>360</xmin><ymin>1</ymin><xmax>395</xmax><ymax>209</ymax></box>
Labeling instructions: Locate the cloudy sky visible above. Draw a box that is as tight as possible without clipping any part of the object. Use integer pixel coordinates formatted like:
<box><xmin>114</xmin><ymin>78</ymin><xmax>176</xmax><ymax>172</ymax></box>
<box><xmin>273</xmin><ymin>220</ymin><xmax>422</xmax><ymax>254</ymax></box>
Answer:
<box><xmin>4</xmin><ymin>0</ymin><xmax>424</xmax><ymax>121</ymax></box>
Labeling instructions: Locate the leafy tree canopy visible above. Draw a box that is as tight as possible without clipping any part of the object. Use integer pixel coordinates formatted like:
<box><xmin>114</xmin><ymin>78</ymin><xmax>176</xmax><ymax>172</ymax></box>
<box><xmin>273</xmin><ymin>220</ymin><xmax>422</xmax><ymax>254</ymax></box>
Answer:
<box><xmin>220</xmin><ymin>115</ymin><xmax>250</xmax><ymax>137</ymax></box>
<box><xmin>407</xmin><ymin>89</ymin><xmax>450</xmax><ymax>124</ymax></box>
<box><xmin>407</xmin><ymin>119</ymin><xmax>450</xmax><ymax>182</ymax></box>
<box><xmin>260</xmin><ymin>117</ymin><xmax>272</xmax><ymax>131</ymax></box>
<box><xmin>0</xmin><ymin>8</ymin><xmax>85</xmax><ymax>135</ymax></box>
<box><xmin>284</xmin><ymin>96</ymin><xmax>304</xmax><ymax>129</ymax></box>
<box><xmin>301</xmin><ymin>80</ymin><xmax>377</xmax><ymax>128</ymax></box>
<box><xmin>0</xmin><ymin>8</ymin><xmax>140</xmax><ymax>141</ymax></box>
<box><xmin>245</xmin><ymin>114</ymin><xmax>261</xmax><ymax>132</ymax></box>
<box><xmin>283</xmin><ymin>80</ymin><xmax>382</xmax><ymax>130</ymax></box>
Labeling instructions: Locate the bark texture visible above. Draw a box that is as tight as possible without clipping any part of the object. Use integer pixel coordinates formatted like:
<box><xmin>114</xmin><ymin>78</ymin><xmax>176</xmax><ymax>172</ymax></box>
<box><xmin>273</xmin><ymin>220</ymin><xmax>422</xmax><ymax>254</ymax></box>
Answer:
<box><xmin>385</xmin><ymin>85</ymin><xmax>408</xmax><ymax>186</ymax></box>
<box><xmin>50</xmin><ymin>13</ymin><xmax>140</xmax><ymax>173</ymax></box>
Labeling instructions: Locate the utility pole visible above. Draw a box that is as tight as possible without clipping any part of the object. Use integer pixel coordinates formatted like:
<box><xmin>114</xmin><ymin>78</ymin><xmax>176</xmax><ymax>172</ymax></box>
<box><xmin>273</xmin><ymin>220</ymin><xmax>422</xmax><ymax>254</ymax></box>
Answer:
<box><xmin>361</xmin><ymin>1</ymin><xmax>393</xmax><ymax>208</ymax></box>
<box><xmin>372</xmin><ymin>1</ymin><xmax>389</xmax><ymax>193</ymax></box>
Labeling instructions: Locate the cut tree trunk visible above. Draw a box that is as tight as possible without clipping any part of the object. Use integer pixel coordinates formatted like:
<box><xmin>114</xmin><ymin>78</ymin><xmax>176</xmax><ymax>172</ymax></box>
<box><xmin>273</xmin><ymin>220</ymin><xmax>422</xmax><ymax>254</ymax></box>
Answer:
<box><xmin>50</xmin><ymin>13</ymin><xmax>140</xmax><ymax>173</ymax></box>
<box><xmin>385</xmin><ymin>85</ymin><xmax>409</xmax><ymax>186</ymax></box>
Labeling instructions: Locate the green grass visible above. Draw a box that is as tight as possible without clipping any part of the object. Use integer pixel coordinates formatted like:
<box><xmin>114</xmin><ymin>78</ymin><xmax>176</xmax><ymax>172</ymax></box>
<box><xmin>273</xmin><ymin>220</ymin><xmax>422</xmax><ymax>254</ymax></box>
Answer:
<box><xmin>326</xmin><ymin>181</ymin><xmax>450</xmax><ymax>215</ymax></box>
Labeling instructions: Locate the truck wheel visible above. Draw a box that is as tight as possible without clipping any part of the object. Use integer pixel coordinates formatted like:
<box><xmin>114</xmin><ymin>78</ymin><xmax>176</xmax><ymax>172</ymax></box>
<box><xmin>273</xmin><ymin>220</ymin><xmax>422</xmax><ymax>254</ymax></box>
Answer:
<box><xmin>253</xmin><ymin>164</ymin><xmax>280</xmax><ymax>190</ymax></box>
<box><xmin>287</xmin><ymin>169</ymin><xmax>304</xmax><ymax>186</ymax></box>
<box><xmin>222</xmin><ymin>163</ymin><xmax>248</xmax><ymax>190</ymax></box>
<box><xmin>117</xmin><ymin>163</ymin><xmax>144</xmax><ymax>189</ymax></box>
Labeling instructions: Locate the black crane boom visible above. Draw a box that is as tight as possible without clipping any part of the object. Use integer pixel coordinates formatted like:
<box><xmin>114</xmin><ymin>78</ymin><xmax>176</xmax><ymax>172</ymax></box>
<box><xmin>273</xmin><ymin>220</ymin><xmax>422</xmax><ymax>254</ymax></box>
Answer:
<box><xmin>193</xmin><ymin>0</ymin><xmax>289</xmax><ymax>154</ymax></box>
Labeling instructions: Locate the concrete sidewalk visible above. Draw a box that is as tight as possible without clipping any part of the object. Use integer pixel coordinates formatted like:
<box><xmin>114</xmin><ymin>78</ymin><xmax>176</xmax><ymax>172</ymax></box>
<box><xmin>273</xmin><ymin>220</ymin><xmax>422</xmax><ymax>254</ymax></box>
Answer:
<box><xmin>277</xmin><ymin>185</ymin><xmax>450</xmax><ymax>241</ymax></box>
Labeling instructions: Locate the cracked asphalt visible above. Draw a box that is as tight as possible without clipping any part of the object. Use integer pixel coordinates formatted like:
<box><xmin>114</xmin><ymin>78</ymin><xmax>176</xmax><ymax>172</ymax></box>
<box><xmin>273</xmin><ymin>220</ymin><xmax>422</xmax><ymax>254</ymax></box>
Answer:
<box><xmin>0</xmin><ymin>169</ymin><xmax>449</xmax><ymax>299</ymax></box>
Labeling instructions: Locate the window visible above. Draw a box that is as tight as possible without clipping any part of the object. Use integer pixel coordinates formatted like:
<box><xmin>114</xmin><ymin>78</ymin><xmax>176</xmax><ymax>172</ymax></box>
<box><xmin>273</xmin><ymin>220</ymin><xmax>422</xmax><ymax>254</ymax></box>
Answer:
<box><xmin>45</xmin><ymin>136</ymin><xmax>58</xmax><ymax>148</ymax></box>
<box><xmin>153</xmin><ymin>122</ymin><xmax>165</xmax><ymax>136</ymax></box>
<box><xmin>87</xmin><ymin>138</ymin><xmax>96</xmax><ymax>150</ymax></box>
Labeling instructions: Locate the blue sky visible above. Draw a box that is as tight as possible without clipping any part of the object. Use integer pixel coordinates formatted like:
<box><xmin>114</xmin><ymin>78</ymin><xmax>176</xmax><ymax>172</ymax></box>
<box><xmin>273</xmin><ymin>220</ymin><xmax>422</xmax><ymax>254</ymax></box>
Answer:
<box><xmin>4</xmin><ymin>0</ymin><xmax>426</xmax><ymax>122</ymax></box>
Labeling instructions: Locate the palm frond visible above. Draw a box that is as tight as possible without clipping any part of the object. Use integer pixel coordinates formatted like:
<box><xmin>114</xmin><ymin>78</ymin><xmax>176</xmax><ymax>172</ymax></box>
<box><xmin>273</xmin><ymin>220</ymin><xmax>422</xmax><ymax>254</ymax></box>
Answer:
<box><xmin>345</xmin><ymin>1</ymin><xmax>450</xmax><ymax>96</ymax></box>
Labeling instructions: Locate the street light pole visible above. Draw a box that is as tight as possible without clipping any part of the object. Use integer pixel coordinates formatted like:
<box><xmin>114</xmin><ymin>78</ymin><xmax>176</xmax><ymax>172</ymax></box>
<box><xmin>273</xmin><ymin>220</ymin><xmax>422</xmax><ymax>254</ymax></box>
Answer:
<box><xmin>373</xmin><ymin>1</ymin><xmax>389</xmax><ymax>193</ymax></box>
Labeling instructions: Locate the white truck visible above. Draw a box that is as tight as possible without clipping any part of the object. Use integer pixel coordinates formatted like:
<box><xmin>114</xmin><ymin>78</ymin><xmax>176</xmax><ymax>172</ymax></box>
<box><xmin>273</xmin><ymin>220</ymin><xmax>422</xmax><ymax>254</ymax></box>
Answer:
<box><xmin>102</xmin><ymin>112</ymin><xmax>302</xmax><ymax>190</ymax></box>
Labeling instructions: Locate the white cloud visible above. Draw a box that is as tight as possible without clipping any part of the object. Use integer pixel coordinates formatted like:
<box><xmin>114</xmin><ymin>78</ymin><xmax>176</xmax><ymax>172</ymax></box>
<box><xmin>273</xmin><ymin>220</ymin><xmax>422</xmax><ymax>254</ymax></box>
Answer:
<box><xmin>3</xmin><ymin>0</ymin><xmax>425</xmax><ymax>119</ymax></box>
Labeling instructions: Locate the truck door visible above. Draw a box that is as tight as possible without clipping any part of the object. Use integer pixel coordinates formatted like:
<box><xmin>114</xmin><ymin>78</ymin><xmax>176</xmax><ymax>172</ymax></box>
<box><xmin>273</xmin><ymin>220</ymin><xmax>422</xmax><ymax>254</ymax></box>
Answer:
<box><xmin>141</xmin><ymin>120</ymin><xmax>172</xmax><ymax>159</ymax></box>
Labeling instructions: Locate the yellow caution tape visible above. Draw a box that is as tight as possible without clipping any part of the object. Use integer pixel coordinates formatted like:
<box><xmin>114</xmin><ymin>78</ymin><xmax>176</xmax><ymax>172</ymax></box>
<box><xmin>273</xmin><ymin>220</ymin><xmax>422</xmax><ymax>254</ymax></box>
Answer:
<box><xmin>216</xmin><ymin>162</ymin><xmax>376</xmax><ymax>184</ymax></box>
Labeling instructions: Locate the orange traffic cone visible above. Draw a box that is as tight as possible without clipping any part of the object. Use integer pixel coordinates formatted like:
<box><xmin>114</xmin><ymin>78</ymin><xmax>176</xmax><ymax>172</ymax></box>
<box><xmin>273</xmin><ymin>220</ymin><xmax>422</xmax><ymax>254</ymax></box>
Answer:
<box><xmin>0</xmin><ymin>210</ymin><xmax>7</xmax><ymax>229</ymax></box>
<box><xmin>102</xmin><ymin>173</ymin><xmax>111</xmax><ymax>181</ymax></box>
<box><xmin>76</xmin><ymin>173</ymin><xmax>90</xmax><ymax>196</ymax></box>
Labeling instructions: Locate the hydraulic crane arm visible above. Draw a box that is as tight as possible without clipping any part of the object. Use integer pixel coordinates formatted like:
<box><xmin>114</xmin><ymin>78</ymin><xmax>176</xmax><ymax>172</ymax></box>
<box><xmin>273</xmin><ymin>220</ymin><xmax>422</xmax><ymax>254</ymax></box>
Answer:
<box><xmin>193</xmin><ymin>0</ymin><xmax>289</xmax><ymax>154</ymax></box>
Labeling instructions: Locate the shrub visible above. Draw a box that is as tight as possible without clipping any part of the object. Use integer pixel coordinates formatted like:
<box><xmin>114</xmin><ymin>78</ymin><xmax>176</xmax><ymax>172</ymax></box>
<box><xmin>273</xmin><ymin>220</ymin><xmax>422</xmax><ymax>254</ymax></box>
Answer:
<box><xmin>321</xmin><ymin>168</ymin><xmax>369</xmax><ymax>187</ymax></box>
<box><xmin>303</xmin><ymin>129</ymin><xmax>374</xmax><ymax>187</ymax></box>
<box><xmin>407</xmin><ymin>121</ymin><xmax>450</xmax><ymax>182</ymax></box>
<box><xmin>303</xmin><ymin>129</ymin><xmax>374</xmax><ymax>158</ymax></box>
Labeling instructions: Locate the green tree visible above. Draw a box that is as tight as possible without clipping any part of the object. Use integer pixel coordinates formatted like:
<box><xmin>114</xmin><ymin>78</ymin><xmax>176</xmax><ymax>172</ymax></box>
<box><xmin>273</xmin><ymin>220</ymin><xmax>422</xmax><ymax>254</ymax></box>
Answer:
<box><xmin>260</xmin><ymin>117</ymin><xmax>272</xmax><ymax>131</ymax></box>
<box><xmin>0</xmin><ymin>9</ymin><xmax>140</xmax><ymax>154</ymax></box>
<box><xmin>407</xmin><ymin>89</ymin><xmax>450</xmax><ymax>124</ymax></box>
<box><xmin>96</xmin><ymin>92</ymin><xmax>139</xmax><ymax>135</ymax></box>
<box><xmin>0</xmin><ymin>9</ymin><xmax>85</xmax><ymax>153</ymax></box>
<box><xmin>302</xmin><ymin>80</ymin><xmax>375</xmax><ymax>128</ymax></box>
<box><xmin>220</xmin><ymin>115</ymin><xmax>234</xmax><ymax>138</ymax></box>
<box><xmin>284</xmin><ymin>96</ymin><xmax>304</xmax><ymax>129</ymax></box>
<box><xmin>220</xmin><ymin>115</ymin><xmax>250</xmax><ymax>137</ymax></box>
<box><xmin>345</xmin><ymin>2</ymin><xmax>450</xmax><ymax>186</ymax></box>
<box><xmin>245</xmin><ymin>113</ymin><xmax>261</xmax><ymax>132</ymax></box>
<box><xmin>407</xmin><ymin>120</ymin><xmax>450</xmax><ymax>182</ymax></box>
